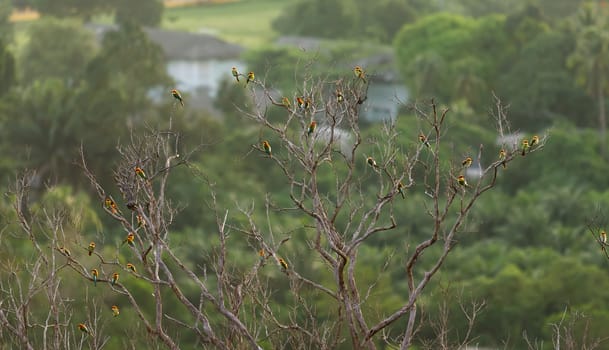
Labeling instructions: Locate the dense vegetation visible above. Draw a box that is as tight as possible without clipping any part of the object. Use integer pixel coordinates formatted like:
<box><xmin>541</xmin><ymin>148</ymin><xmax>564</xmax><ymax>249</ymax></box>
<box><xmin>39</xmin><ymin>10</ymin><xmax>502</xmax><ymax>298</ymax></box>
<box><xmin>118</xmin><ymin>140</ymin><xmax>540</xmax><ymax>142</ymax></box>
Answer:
<box><xmin>1</xmin><ymin>0</ymin><xmax>609</xmax><ymax>348</ymax></box>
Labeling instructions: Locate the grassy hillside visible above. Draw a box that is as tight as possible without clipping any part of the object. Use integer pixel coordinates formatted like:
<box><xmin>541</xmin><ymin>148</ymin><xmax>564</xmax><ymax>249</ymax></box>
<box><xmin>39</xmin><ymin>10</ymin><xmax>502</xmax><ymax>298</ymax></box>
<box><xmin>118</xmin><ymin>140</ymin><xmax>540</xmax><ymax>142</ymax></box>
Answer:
<box><xmin>162</xmin><ymin>0</ymin><xmax>297</xmax><ymax>48</ymax></box>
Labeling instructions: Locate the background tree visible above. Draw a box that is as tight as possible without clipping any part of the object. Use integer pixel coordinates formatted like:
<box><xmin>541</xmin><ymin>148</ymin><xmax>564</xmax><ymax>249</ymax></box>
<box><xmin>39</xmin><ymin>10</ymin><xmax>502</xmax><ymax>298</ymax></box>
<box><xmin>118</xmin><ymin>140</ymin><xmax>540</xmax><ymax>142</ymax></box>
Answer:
<box><xmin>28</xmin><ymin>0</ymin><xmax>110</xmax><ymax>20</ymax></box>
<box><xmin>114</xmin><ymin>0</ymin><xmax>164</xmax><ymax>27</ymax></box>
<box><xmin>567</xmin><ymin>2</ymin><xmax>609</xmax><ymax>157</ymax></box>
<box><xmin>18</xmin><ymin>18</ymin><xmax>96</xmax><ymax>85</ymax></box>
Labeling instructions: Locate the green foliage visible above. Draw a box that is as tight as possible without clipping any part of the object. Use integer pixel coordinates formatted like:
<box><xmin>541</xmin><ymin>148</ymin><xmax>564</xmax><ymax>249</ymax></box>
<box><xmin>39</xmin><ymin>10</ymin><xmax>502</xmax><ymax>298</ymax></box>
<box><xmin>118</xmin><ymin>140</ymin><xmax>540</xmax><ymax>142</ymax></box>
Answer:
<box><xmin>272</xmin><ymin>0</ymin><xmax>435</xmax><ymax>43</ymax></box>
<box><xmin>0</xmin><ymin>0</ymin><xmax>13</xmax><ymax>43</ymax></box>
<box><xmin>30</xmin><ymin>0</ymin><xmax>111</xmax><ymax>19</ymax></box>
<box><xmin>0</xmin><ymin>38</ymin><xmax>15</xmax><ymax>96</ymax></box>
<box><xmin>394</xmin><ymin>13</ymin><xmax>505</xmax><ymax>103</ymax></box>
<box><xmin>19</xmin><ymin>18</ymin><xmax>96</xmax><ymax>85</ymax></box>
<box><xmin>499</xmin><ymin>31</ymin><xmax>593</xmax><ymax>128</ymax></box>
<box><xmin>115</xmin><ymin>0</ymin><xmax>163</xmax><ymax>27</ymax></box>
<box><xmin>272</xmin><ymin>0</ymin><xmax>354</xmax><ymax>39</ymax></box>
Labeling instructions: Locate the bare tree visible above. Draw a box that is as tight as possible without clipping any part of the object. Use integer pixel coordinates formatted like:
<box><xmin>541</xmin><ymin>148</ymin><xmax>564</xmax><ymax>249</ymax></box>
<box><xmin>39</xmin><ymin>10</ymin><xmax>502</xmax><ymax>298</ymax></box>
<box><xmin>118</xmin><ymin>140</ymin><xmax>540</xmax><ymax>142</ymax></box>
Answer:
<box><xmin>0</xmin><ymin>70</ymin><xmax>544</xmax><ymax>349</ymax></box>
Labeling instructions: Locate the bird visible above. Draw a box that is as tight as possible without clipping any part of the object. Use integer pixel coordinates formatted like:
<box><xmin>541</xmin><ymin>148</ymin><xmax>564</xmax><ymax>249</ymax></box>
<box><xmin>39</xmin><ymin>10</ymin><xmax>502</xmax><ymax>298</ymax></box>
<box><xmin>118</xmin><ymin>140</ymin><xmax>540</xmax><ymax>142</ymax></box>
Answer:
<box><xmin>111</xmin><ymin>272</ymin><xmax>119</xmax><ymax>286</ymax></box>
<box><xmin>353</xmin><ymin>66</ymin><xmax>367</xmax><ymax>83</ymax></box>
<box><xmin>277</xmin><ymin>257</ymin><xmax>288</xmax><ymax>271</ymax></box>
<box><xmin>366</xmin><ymin>156</ymin><xmax>377</xmax><ymax>168</ymax></box>
<box><xmin>419</xmin><ymin>134</ymin><xmax>430</xmax><ymax>148</ymax></box>
<box><xmin>231</xmin><ymin>67</ymin><xmax>239</xmax><ymax>82</ymax></box>
<box><xmin>258</xmin><ymin>249</ymin><xmax>266</xmax><ymax>262</ymax></box>
<box><xmin>59</xmin><ymin>246</ymin><xmax>71</xmax><ymax>257</ymax></box>
<box><xmin>91</xmin><ymin>269</ymin><xmax>98</xmax><ymax>287</ymax></box>
<box><xmin>126</xmin><ymin>263</ymin><xmax>137</xmax><ymax>273</ymax></box>
<box><xmin>123</xmin><ymin>233</ymin><xmax>135</xmax><ymax>247</ymax></box>
<box><xmin>171</xmin><ymin>89</ymin><xmax>184</xmax><ymax>107</ymax></box>
<box><xmin>601</xmin><ymin>231</ymin><xmax>607</xmax><ymax>244</ymax></box>
<box><xmin>111</xmin><ymin>305</ymin><xmax>120</xmax><ymax>317</ymax></box>
<box><xmin>296</xmin><ymin>97</ymin><xmax>306</xmax><ymax>110</ymax></box>
<box><xmin>499</xmin><ymin>149</ymin><xmax>507</xmax><ymax>169</ymax></box>
<box><xmin>281</xmin><ymin>97</ymin><xmax>290</xmax><ymax>108</ymax></box>
<box><xmin>78</xmin><ymin>323</ymin><xmax>89</xmax><ymax>334</ymax></box>
<box><xmin>134</xmin><ymin>166</ymin><xmax>147</xmax><ymax>181</ymax></box>
<box><xmin>336</xmin><ymin>90</ymin><xmax>344</xmax><ymax>103</ymax></box>
<box><xmin>530</xmin><ymin>135</ymin><xmax>539</xmax><ymax>148</ymax></box>
<box><xmin>457</xmin><ymin>175</ymin><xmax>468</xmax><ymax>187</ymax></box>
<box><xmin>521</xmin><ymin>139</ymin><xmax>530</xmax><ymax>156</ymax></box>
<box><xmin>262</xmin><ymin>141</ymin><xmax>272</xmax><ymax>157</ymax></box>
<box><xmin>87</xmin><ymin>242</ymin><xmax>95</xmax><ymax>256</ymax></box>
<box><xmin>304</xmin><ymin>97</ymin><xmax>312</xmax><ymax>110</ymax></box>
<box><xmin>246</xmin><ymin>71</ymin><xmax>255</xmax><ymax>85</ymax></box>
<box><xmin>104</xmin><ymin>197</ymin><xmax>120</xmax><ymax>215</ymax></box>
<box><xmin>137</xmin><ymin>215</ymin><xmax>145</xmax><ymax>228</ymax></box>
<box><xmin>397</xmin><ymin>182</ymin><xmax>405</xmax><ymax>199</ymax></box>
<box><xmin>462</xmin><ymin>157</ymin><xmax>472</xmax><ymax>168</ymax></box>
<box><xmin>307</xmin><ymin>121</ymin><xmax>317</xmax><ymax>136</ymax></box>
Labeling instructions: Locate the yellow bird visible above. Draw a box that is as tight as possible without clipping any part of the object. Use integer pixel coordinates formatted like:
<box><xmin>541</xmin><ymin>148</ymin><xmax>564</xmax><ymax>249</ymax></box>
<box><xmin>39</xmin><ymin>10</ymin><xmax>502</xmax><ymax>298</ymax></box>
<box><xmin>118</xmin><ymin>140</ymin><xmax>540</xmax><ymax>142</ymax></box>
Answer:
<box><xmin>397</xmin><ymin>182</ymin><xmax>405</xmax><ymax>199</ymax></box>
<box><xmin>457</xmin><ymin>175</ymin><xmax>468</xmax><ymax>187</ymax></box>
<box><xmin>262</xmin><ymin>140</ymin><xmax>272</xmax><ymax>157</ymax></box>
<box><xmin>462</xmin><ymin>157</ymin><xmax>472</xmax><ymax>168</ymax></box>
<box><xmin>111</xmin><ymin>305</ymin><xmax>120</xmax><ymax>317</ymax></box>
<box><xmin>353</xmin><ymin>66</ymin><xmax>367</xmax><ymax>83</ymax></box>
<box><xmin>419</xmin><ymin>134</ymin><xmax>430</xmax><ymax>148</ymax></box>
<box><xmin>171</xmin><ymin>89</ymin><xmax>184</xmax><ymax>107</ymax></box>
<box><xmin>126</xmin><ymin>263</ymin><xmax>137</xmax><ymax>273</ymax></box>
<box><xmin>277</xmin><ymin>257</ymin><xmax>288</xmax><ymax>271</ymax></box>
<box><xmin>246</xmin><ymin>71</ymin><xmax>255</xmax><ymax>85</ymax></box>
<box><xmin>521</xmin><ymin>139</ymin><xmax>529</xmax><ymax>156</ymax></box>
<box><xmin>499</xmin><ymin>149</ymin><xmax>507</xmax><ymax>169</ymax></box>
<box><xmin>87</xmin><ymin>242</ymin><xmax>95</xmax><ymax>256</ymax></box>
<box><xmin>78</xmin><ymin>323</ymin><xmax>89</xmax><ymax>334</ymax></box>
<box><xmin>366</xmin><ymin>156</ymin><xmax>377</xmax><ymax>168</ymax></box>
<box><xmin>281</xmin><ymin>97</ymin><xmax>290</xmax><ymax>108</ymax></box>
<box><xmin>231</xmin><ymin>67</ymin><xmax>239</xmax><ymax>82</ymax></box>
<box><xmin>530</xmin><ymin>135</ymin><xmax>539</xmax><ymax>147</ymax></box>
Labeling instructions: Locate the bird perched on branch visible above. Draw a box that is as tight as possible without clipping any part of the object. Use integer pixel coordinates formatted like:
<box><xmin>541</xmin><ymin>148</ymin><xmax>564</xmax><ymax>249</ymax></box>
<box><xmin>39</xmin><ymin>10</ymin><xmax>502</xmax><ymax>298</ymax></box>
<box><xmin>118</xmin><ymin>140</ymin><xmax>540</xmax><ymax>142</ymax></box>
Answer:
<box><xmin>111</xmin><ymin>272</ymin><xmax>119</xmax><ymax>286</ymax></box>
<box><xmin>91</xmin><ymin>269</ymin><xmax>98</xmax><ymax>286</ymax></box>
<box><xmin>499</xmin><ymin>149</ymin><xmax>507</xmax><ymax>169</ymax></box>
<box><xmin>78</xmin><ymin>323</ymin><xmax>89</xmax><ymax>334</ymax></box>
<box><xmin>171</xmin><ymin>89</ymin><xmax>184</xmax><ymax>107</ymax></box>
<box><xmin>123</xmin><ymin>232</ymin><xmax>135</xmax><ymax>247</ymax></box>
<box><xmin>277</xmin><ymin>257</ymin><xmax>288</xmax><ymax>271</ymax></box>
<box><xmin>262</xmin><ymin>141</ymin><xmax>272</xmax><ymax>157</ymax></box>
<box><xmin>457</xmin><ymin>175</ymin><xmax>468</xmax><ymax>187</ymax></box>
<box><xmin>246</xmin><ymin>71</ymin><xmax>255</xmax><ymax>86</ymax></box>
<box><xmin>397</xmin><ymin>182</ymin><xmax>405</xmax><ymax>199</ymax></box>
<box><xmin>462</xmin><ymin>157</ymin><xmax>472</xmax><ymax>168</ymax></box>
<box><xmin>419</xmin><ymin>134</ymin><xmax>430</xmax><ymax>148</ymax></box>
<box><xmin>308</xmin><ymin>121</ymin><xmax>317</xmax><ymax>136</ymax></box>
<box><xmin>104</xmin><ymin>197</ymin><xmax>121</xmax><ymax>215</ymax></box>
<box><xmin>530</xmin><ymin>135</ymin><xmax>539</xmax><ymax>148</ymax></box>
<box><xmin>366</xmin><ymin>156</ymin><xmax>378</xmax><ymax>168</ymax></box>
<box><xmin>231</xmin><ymin>67</ymin><xmax>239</xmax><ymax>82</ymax></box>
<box><xmin>126</xmin><ymin>263</ymin><xmax>137</xmax><ymax>273</ymax></box>
<box><xmin>521</xmin><ymin>139</ymin><xmax>530</xmax><ymax>156</ymax></box>
<box><xmin>354</xmin><ymin>66</ymin><xmax>367</xmax><ymax>83</ymax></box>
<box><xmin>111</xmin><ymin>305</ymin><xmax>120</xmax><ymax>317</ymax></box>
<box><xmin>134</xmin><ymin>167</ymin><xmax>147</xmax><ymax>181</ymax></box>
<box><xmin>87</xmin><ymin>242</ymin><xmax>96</xmax><ymax>256</ymax></box>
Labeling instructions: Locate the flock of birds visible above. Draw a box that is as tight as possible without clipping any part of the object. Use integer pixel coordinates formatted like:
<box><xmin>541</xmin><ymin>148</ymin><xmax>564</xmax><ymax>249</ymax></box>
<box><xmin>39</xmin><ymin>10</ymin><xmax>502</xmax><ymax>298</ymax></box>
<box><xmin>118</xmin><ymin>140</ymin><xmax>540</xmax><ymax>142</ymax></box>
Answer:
<box><xmin>73</xmin><ymin>168</ymin><xmax>147</xmax><ymax>336</ymax></box>
<box><xmin>73</xmin><ymin>66</ymin><xmax>543</xmax><ymax>337</ymax></box>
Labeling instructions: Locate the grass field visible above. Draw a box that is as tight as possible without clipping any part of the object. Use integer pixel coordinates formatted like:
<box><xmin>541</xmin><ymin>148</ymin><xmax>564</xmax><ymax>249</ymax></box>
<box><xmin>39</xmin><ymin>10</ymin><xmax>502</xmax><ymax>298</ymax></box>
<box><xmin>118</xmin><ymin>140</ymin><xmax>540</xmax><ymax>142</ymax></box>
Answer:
<box><xmin>162</xmin><ymin>0</ymin><xmax>297</xmax><ymax>48</ymax></box>
<box><xmin>10</xmin><ymin>0</ymin><xmax>297</xmax><ymax>50</ymax></box>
